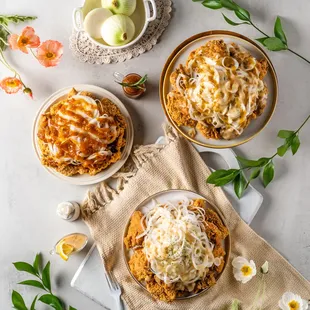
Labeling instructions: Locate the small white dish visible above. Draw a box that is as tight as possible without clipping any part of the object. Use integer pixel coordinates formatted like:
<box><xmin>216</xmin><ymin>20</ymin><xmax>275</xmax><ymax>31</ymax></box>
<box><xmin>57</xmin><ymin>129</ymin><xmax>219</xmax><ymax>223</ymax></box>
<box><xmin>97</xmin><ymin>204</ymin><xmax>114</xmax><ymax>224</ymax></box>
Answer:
<box><xmin>32</xmin><ymin>84</ymin><xmax>134</xmax><ymax>186</ymax></box>
<box><xmin>72</xmin><ymin>0</ymin><xmax>157</xmax><ymax>50</ymax></box>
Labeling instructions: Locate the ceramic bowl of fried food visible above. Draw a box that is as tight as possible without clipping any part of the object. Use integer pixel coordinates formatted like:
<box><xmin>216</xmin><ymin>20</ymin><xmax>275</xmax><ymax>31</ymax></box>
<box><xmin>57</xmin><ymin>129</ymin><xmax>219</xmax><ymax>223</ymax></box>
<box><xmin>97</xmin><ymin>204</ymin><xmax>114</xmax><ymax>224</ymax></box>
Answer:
<box><xmin>160</xmin><ymin>30</ymin><xmax>278</xmax><ymax>149</ymax></box>
<box><xmin>33</xmin><ymin>84</ymin><xmax>134</xmax><ymax>185</ymax></box>
<box><xmin>123</xmin><ymin>189</ymin><xmax>230</xmax><ymax>302</ymax></box>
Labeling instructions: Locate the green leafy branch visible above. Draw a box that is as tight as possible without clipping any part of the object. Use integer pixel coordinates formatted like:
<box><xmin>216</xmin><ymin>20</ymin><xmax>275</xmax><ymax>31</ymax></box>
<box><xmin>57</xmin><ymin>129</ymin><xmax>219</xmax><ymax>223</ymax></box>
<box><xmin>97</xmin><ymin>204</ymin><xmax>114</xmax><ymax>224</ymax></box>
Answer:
<box><xmin>207</xmin><ymin>114</ymin><xmax>310</xmax><ymax>198</ymax></box>
<box><xmin>193</xmin><ymin>0</ymin><xmax>310</xmax><ymax>64</ymax></box>
<box><xmin>12</xmin><ymin>253</ymin><xmax>77</xmax><ymax>310</ymax></box>
<box><xmin>0</xmin><ymin>15</ymin><xmax>36</xmax><ymax>26</ymax></box>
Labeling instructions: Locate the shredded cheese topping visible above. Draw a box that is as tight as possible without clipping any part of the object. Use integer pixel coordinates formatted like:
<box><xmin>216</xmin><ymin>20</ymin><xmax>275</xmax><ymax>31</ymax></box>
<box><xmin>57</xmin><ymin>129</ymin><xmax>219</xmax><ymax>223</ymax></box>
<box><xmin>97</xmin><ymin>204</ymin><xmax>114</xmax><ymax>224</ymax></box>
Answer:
<box><xmin>38</xmin><ymin>94</ymin><xmax>119</xmax><ymax>167</ymax></box>
<box><xmin>174</xmin><ymin>43</ymin><xmax>267</xmax><ymax>139</ymax></box>
<box><xmin>137</xmin><ymin>198</ymin><xmax>219</xmax><ymax>291</ymax></box>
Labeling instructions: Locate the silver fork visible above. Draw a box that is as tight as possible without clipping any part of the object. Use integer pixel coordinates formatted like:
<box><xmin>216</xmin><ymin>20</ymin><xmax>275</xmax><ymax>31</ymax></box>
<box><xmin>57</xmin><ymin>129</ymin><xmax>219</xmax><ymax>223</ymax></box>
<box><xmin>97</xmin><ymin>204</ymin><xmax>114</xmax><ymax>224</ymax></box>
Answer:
<box><xmin>104</xmin><ymin>269</ymin><xmax>123</xmax><ymax>310</ymax></box>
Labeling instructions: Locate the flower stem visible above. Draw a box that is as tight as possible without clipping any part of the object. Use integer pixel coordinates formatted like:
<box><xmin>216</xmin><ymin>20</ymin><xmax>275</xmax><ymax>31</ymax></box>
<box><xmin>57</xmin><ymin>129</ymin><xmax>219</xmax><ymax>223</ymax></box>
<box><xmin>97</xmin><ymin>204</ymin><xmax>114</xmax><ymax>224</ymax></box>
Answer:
<box><xmin>29</xmin><ymin>48</ymin><xmax>37</xmax><ymax>59</ymax></box>
<box><xmin>1</xmin><ymin>23</ymin><xmax>12</xmax><ymax>34</ymax></box>
<box><xmin>0</xmin><ymin>50</ymin><xmax>27</xmax><ymax>88</ymax></box>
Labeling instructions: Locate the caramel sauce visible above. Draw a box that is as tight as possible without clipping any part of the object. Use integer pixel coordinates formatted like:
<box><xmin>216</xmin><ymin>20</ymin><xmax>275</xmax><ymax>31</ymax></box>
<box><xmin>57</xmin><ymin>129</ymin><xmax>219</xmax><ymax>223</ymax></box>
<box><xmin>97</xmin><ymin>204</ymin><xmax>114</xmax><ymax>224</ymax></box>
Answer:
<box><xmin>122</xmin><ymin>73</ymin><xmax>146</xmax><ymax>99</ymax></box>
<box><xmin>38</xmin><ymin>97</ymin><xmax>118</xmax><ymax>167</ymax></box>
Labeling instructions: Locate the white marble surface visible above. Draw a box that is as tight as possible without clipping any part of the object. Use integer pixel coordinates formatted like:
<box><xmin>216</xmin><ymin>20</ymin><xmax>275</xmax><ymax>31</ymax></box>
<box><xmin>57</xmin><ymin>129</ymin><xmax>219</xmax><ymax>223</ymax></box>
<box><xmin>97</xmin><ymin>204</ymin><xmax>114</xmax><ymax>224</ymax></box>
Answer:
<box><xmin>1</xmin><ymin>0</ymin><xmax>310</xmax><ymax>309</ymax></box>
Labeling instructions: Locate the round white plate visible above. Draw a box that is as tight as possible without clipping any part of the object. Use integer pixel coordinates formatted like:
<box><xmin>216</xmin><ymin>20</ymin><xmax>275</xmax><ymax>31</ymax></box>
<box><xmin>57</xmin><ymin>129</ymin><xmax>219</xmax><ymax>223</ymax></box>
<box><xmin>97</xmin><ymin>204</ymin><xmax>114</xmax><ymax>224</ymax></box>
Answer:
<box><xmin>123</xmin><ymin>189</ymin><xmax>231</xmax><ymax>299</ymax></box>
<box><xmin>32</xmin><ymin>84</ymin><xmax>134</xmax><ymax>185</ymax></box>
<box><xmin>160</xmin><ymin>31</ymin><xmax>278</xmax><ymax>149</ymax></box>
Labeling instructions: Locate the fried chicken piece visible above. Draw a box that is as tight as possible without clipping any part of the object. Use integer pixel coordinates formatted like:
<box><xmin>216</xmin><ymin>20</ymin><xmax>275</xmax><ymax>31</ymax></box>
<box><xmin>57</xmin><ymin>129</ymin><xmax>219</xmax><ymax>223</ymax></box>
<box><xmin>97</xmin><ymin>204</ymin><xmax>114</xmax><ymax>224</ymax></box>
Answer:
<box><xmin>146</xmin><ymin>277</ymin><xmax>177</xmax><ymax>302</ymax></box>
<box><xmin>67</xmin><ymin>88</ymin><xmax>95</xmax><ymax>99</ymax></box>
<box><xmin>170</xmin><ymin>64</ymin><xmax>189</xmax><ymax>90</ymax></box>
<box><xmin>193</xmin><ymin>272</ymin><xmax>216</xmax><ymax>294</ymax></box>
<box><xmin>201</xmin><ymin>39</ymin><xmax>229</xmax><ymax>60</ymax></box>
<box><xmin>256</xmin><ymin>59</ymin><xmax>269</xmax><ymax>79</ymax></box>
<box><xmin>128</xmin><ymin>249</ymin><xmax>153</xmax><ymax>282</ymax></box>
<box><xmin>196</xmin><ymin>122</ymin><xmax>220</xmax><ymax>139</ymax></box>
<box><xmin>166</xmin><ymin>91</ymin><xmax>197</xmax><ymax>127</ymax></box>
<box><xmin>192</xmin><ymin>198</ymin><xmax>206</xmax><ymax>209</ymax></box>
<box><xmin>204</xmin><ymin>209</ymin><xmax>229</xmax><ymax>240</ymax></box>
<box><xmin>124</xmin><ymin>211</ymin><xmax>144</xmax><ymax>249</ymax></box>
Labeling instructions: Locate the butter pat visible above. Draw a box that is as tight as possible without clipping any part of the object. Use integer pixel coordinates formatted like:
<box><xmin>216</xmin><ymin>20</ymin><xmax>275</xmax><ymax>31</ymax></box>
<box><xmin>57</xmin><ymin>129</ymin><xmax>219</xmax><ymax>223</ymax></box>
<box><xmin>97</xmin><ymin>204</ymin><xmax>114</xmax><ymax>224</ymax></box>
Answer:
<box><xmin>57</xmin><ymin>201</ymin><xmax>80</xmax><ymax>221</ymax></box>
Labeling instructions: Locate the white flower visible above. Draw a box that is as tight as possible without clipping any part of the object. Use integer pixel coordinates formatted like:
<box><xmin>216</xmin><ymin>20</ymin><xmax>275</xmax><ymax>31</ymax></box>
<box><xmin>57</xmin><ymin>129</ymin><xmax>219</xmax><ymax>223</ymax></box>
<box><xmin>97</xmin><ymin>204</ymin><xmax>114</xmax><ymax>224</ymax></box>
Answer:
<box><xmin>278</xmin><ymin>292</ymin><xmax>309</xmax><ymax>310</ymax></box>
<box><xmin>232</xmin><ymin>256</ymin><xmax>257</xmax><ymax>284</ymax></box>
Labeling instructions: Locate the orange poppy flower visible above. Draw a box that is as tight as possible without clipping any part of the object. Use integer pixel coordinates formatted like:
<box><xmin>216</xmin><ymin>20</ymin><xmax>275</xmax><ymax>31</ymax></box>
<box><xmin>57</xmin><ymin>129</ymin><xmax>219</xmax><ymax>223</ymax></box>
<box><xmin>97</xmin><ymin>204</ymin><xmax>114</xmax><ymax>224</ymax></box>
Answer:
<box><xmin>36</xmin><ymin>40</ymin><xmax>63</xmax><ymax>67</ymax></box>
<box><xmin>8</xmin><ymin>27</ymin><xmax>40</xmax><ymax>54</ymax></box>
<box><xmin>0</xmin><ymin>77</ymin><xmax>23</xmax><ymax>94</ymax></box>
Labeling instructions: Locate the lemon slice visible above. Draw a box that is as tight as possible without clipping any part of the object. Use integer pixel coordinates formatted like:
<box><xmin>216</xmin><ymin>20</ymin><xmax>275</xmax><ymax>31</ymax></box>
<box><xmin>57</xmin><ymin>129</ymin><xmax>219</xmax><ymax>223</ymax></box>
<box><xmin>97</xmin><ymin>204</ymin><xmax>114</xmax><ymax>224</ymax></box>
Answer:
<box><xmin>56</xmin><ymin>241</ymin><xmax>74</xmax><ymax>261</ymax></box>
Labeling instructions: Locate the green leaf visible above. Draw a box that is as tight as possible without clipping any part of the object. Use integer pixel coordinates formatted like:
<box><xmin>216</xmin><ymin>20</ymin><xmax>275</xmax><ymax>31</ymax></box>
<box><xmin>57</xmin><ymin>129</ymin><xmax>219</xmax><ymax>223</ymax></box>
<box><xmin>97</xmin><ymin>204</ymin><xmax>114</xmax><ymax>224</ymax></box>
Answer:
<box><xmin>13</xmin><ymin>262</ymin><xmax>37</xmax><ymax>276</ymax></box>
<box><xmin>207</xmin><ymin>169</ymin><xmax>239</xmax><ymax>186</ymax></box>
<box><xmin>231</xmin><ymin>299</ymin><xmax>240</xmax><ymax>310</ymax></box>
<box><xmin>291</xmin><ymin>135</ymin><xmax>300</xmax><ymax>155</ymax></box>
<box><xmin>222</xmin><ymin>13</ymin><xmax>249</xmax><ymax>26</ymax></box>
<box><xmin>0</xmin><ymin>25</ymin><xmax>10</xmax><ymax>51</ymax></box>
<box><xmin>236</xmin><ymin>156</ymin><xmax>269</xmax><ymax>168</ymax></box>
<box><xmin>278</xmin><ymin>130</ymin><xmax>294</xmax><ymax>139</ymax></box>
<box><xmin>235</xmin><ymin>7</ymin><xmax>251</xmax><ymax>21</ymax></box>
<box><xmin>202</xmin><ymin>0</ymin><xmax>223</xmax><ymax>9</ymax></box>
<box><xmin>220</xmin><ymin>0</ymin><xmax>238</xmax><ymax>10</ymax></box>
<box><xmin>12</xmin><ymin>290</ymin><xmax>27</xmax><ymax>310</ymax></box>
<box><xmin>256</xmin><ymin>37</ymin><xmax>268</xmax><ymax>45</ymax></box>
<box><xmin>277</xmin><ymin>143</ymin><xmax>289</xmax><ymax>157</ymax></box>
<box><xmin>39</xmin><ymin>294</ymin><xmax>63</xmax><ymax>310</ymax></box>
<box><xmin>263</xmin><ymin>161</ymin><xmax>275</xmax><ymax>187</ymax></box>
<box><xmin>30</xmin><ymin>295</ymin><xmax>38</xmax><ymax>310</ymax></box>
<box><xmin>69</xmin><ymin>307</ymin><xmax>77</xmax><ymax>310</ymax></box>
<box><xmin>249</xmin><ymin>167</ymin><xmax>261</xmax><ymax>180</ymax></box>
<box><xmin>274</xmin><ymin>16</ymin><xmax>287</xmax><ymax>44</ymax></box>
<box><xmin>42</xmin><ymin>261</ymin><xmax>51</xmax><ymax>291</ymax></box>
<box><xmin>33</xmin><ymin>253</ymin><xmax>41</xmax><ymax>275</ymax></box>
<box><xmin>263</xmin><ymin>37</ymin><xmax>287</xmax><ymax>51</ymax></box>
<box><xmin>18</xmin><ymin>280</ymin><xmax>46</xmax><ymax>290</ymax></box>
<box><xmin>233</xmin><ymin>173</ymin><xmax>247</xmax><ymax>199</ymax></box>
<box><xmin>0</xmin><ymin>15</ymin><xmax>37</xmax><ymax>25</ymax></box>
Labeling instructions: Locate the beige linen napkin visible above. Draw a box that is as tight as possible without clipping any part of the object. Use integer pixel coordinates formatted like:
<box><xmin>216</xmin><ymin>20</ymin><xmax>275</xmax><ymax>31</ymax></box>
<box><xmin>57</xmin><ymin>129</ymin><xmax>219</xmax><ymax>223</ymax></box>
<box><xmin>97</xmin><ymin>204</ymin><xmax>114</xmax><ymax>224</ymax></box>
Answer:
<box><xmin>82</xmin><ymin>126</ymin><xmax>310</xmax><ymax>310</ymax></box>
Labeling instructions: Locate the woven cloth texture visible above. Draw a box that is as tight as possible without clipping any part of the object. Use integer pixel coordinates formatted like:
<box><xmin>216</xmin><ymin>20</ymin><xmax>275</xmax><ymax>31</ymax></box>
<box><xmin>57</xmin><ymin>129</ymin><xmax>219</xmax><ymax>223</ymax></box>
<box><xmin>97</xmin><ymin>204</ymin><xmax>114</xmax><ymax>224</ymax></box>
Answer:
<box><xmin>82</xmin><ymin>126</ymin><xmax>310</xmax><ymax>310</ymax></box>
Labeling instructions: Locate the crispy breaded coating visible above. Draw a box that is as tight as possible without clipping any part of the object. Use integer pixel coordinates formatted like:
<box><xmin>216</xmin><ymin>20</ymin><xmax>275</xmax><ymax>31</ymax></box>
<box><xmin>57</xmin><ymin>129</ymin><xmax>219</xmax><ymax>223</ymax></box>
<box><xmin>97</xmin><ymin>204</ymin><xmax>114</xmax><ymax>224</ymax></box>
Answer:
<box><xmin>201</xmin><ymin>39</ymin><xmax>229</xmax><ymax>60</ymax></box>
<box><xmin>169</xmin><ymin>64</ymin><xmax>189</xmax><ymax>90</ymax></box>
<box><xmin>166</xmin><ymin>92</ymin><xmax>197</xmax><ymax>127</ymax></box>
<box><xmin>128</xmin><ymin>249</ymin><xmax>153</xmax><ymax>282</ymax></box>
<box><xmin>205</xmin><ymin>209</ymin><xmax>229</xmax><ymax>240</ymax></box>
<box><xmin>124</xmin><ymin>211</ymin><xmax>144</xmax><ymax>249</ymax></box>
<box><xmin>257</xmin><ymin>59</ymin><xmax>268</xmax><ymax>79</ymax></box>
<box><xmin>146</xmin><ymin>278</ymin><xmax>177</xmax><ymax>302</ymax></box>
<box><xmin>193</xmin><ymin>272</ymin><xmax>216</xmax><ymax>294</ymax></box>
<box><xmin>166</xmin><ymin>40</ymin><xmax>269</xmax><ymax>141</ymax></box>
<box><xmin>37</xmin><ymin>88</ymin><xmax>126</xmax><ymax>176</ymax></box>
<box><xmin>192</xmin><ymin>198</ymin><xmax>206</xmax><ymax>208</ymax></box>
<box><xmin>196</xmin><ymin>123</ymin><xmax>220</xmax><ymax>139</ymax></box>
<box><xmin>125</xmin><ymin>199</ymin><xmax>229</xmax><ymax>302</ymax></box>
